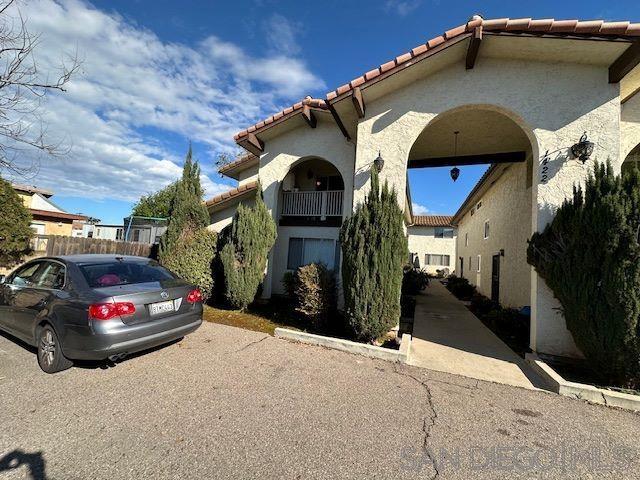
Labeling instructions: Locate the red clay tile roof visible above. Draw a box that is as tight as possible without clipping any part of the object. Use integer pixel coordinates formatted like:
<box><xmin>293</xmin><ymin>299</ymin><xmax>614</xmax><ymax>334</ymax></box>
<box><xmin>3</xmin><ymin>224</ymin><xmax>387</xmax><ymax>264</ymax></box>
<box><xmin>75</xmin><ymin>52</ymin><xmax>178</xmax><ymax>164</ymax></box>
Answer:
<box><xmin>235</xmin><ymin>16</ymin><xmax>640</xmax><ymax>142</ymax></box>
<box><xmin>204</xmin><ymin>181</ymin><xmax>259</xmax><ymax>209</ymax></box>
<box><xmin>234</xmin><ymin>96</ymin><xmax>327</xmax><ymax>141</ymax></box>
<box><xmin>411</xmin><ymin>215</ymin><xmax>454</xmax><ymax>227</ymax></box>
<box><xmin>218</xmin><ymin>153</ymin><xmax>259</xmax><ymax>177</ymax></box>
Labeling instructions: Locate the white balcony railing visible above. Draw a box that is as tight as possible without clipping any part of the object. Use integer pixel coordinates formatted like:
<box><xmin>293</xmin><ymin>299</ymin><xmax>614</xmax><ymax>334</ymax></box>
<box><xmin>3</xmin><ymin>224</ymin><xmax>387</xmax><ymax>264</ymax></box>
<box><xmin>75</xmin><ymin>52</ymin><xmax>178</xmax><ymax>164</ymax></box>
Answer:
<box><xmin>281</xmin><ymin>190</ymin><xmax>343</xmax><ymax>220</ymax></box>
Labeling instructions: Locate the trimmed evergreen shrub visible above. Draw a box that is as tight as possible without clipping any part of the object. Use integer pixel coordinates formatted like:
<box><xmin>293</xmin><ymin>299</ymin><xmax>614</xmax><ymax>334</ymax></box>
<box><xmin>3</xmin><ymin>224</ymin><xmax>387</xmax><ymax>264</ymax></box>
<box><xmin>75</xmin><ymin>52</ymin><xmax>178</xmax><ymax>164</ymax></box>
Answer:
<box><xmin>445</xmin><ymin>275</ymin><xmax>476</xmax><ymax>300</ymax></box>
<box><xmin>402</xmin><ymin>266</ymin><xmax>430</xmax><ymax>295</ymax></box>
<box><xmin>0</xmin><ymin>176</ymin><xmax>33</xmax><ymax>267</ymax></box>
<box><xmin>219</xmin><ymin>187</ymin><xmax>277</xmax><ymax>310</ymax></box>
<box><xmin>294</xmin><ymin>263</ymin><xmax>337</xmax><ymax>330</ymax></box>
<box><xmin>528</xmin><ymin>162</ymin><xmax>640</xmax><ymax>388</ymax></box>
<box><xmin>161</xmin><ymin>228</ymin><xmax>217</xmax><ymax>301</ymax></box>
<box><xmin>340</xmin><ymin>168</ymin><xmax>408</xmax><ymax>342</ymax></box>
<box><xmin>281</xmin><ymin>271</ymin><xmax>295</xmax><ymax>298</ymax></box>
<box><xmin>160</xmin><ymin>145</ymin><xmax>210</xmax><ymax>261</ymax></box>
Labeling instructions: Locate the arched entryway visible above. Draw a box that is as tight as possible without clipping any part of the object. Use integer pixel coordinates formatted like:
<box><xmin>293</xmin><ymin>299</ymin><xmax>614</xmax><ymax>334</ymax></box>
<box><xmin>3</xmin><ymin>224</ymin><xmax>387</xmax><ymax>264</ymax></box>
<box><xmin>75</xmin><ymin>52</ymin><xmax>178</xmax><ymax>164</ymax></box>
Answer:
<box><xmin>406</xmin><ymin>104</ymin><xmax>535</xmax><ymax>307</ymax></box>
<box><xmin>405</xmin><ymin>104</ymin><xmax>538</xmax><ymax>365</ymax></box>
<box><xmin>277</xmin><ymin>156</ymin><xmax>345</xmax><ymax>227</ymax></box>
<box><xmin>623</xmin><ymin>143</ymin><xmax>640</xmax><ymax>174</ymax></box>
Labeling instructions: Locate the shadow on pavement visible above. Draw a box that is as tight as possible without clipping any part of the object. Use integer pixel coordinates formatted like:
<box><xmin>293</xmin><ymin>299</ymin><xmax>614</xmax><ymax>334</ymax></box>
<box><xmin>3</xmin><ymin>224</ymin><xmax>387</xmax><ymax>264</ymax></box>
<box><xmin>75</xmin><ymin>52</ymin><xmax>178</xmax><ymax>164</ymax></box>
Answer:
<box><xmin>0</xmin><ymin>450</ymin><xmax>47</xmax><ymax>480</ymax></box>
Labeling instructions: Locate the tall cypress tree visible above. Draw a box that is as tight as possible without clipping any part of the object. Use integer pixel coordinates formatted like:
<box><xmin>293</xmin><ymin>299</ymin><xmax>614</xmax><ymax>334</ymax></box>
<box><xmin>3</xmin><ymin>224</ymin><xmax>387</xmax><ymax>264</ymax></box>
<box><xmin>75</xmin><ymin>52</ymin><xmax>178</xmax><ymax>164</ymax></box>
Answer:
<box><xmin>528</xmin><ymin>161</ymin><xmax>640</xmax><ymax>388</ymax></box>
<box><xmin>0</xmin><ymin>176</ymin><xmax>33</xmax><ymax>266</ymax></box>
<box><xmin>340</xmin><ymin>168</ymin><xmax>408</xmax><ymax>341</ymax></box>
<box><xmin>160</xmin><ymin>144</ymin><xmax>209</xmax><ymax>260</ymax></box>
<box><xmin>219</xmin><ymin>186</ymin><xmax>277</xmax><ymax>310</ymax></box>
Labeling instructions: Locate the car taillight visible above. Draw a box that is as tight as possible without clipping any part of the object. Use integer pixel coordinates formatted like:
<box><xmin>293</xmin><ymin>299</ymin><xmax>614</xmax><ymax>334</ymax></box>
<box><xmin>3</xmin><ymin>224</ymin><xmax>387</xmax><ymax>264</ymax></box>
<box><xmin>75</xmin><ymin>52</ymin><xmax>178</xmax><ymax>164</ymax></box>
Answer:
<box><xmin>88</xmin><ymin>302</ymin><xmax>136</xmax><ymax>320</ymax></box>
<box><xmin>187</xmin><ymin>289</ymin><xmax>203</xmax><ymax>303</ymax></box>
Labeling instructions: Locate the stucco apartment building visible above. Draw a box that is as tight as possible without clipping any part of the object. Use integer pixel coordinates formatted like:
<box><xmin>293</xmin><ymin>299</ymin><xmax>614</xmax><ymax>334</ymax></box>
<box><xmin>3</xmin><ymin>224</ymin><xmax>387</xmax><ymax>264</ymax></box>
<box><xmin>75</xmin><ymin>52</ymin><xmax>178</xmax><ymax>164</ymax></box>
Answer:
<box><xmin>452</xmin><ymin>161</ymin><xmax>532</xmax><ymax>309</ymax></box>
<box><xmin>207</xmin><ymin>15</ymin><xmax>640</xmax><ymax>360</ymax></box>
<box><xmin>13</xmin><ymin>184</ymin><xmax>87</xmax><ymax>237</ymax></box>
<box><xmin>408</xmin><ymin>215</ymin><xmax>456</xmax><ymax>275</ymax></box>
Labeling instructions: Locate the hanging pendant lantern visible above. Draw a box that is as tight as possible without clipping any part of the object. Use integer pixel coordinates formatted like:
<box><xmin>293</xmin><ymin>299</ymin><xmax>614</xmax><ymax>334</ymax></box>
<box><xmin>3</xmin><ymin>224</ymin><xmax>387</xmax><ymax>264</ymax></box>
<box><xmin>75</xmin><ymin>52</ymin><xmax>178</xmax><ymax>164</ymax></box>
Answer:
<box><xmin>450</xmin><ymin>131</ymin><xmax>460</xmax><ymax>182</ymax></box>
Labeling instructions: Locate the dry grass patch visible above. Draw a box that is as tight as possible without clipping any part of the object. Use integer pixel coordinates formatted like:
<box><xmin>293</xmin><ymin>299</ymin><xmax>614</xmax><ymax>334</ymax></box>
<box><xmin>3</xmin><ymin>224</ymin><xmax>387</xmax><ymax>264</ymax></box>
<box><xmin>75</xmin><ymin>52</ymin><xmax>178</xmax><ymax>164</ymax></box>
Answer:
<box><xmin>202</xmin><ymin>303</ymin><xmax>303</xmax><ymax>336</ymax></box>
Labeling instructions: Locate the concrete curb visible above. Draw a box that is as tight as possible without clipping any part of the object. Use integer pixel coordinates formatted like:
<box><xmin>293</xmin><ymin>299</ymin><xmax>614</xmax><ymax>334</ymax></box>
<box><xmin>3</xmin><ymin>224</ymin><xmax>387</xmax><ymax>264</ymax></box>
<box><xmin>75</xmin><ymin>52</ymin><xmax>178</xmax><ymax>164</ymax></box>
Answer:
<box><xmin>274</xmin><ymin>328</ymin><xmax>412</xmax><ymax>364</ymax></box>
<box><xmin>525</xmin><ymin>353</ymin><xmax>640</xmax><ymax>412</ymax></box>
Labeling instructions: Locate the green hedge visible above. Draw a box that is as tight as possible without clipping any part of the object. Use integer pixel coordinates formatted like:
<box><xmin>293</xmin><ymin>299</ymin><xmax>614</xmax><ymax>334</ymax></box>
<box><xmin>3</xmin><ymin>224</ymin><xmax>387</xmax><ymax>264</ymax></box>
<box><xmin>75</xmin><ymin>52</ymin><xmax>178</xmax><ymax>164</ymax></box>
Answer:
<box><xmin>161</xmin><ymin>228</ymin><xmax>217</xmax><ymax>301</ymax></box>
<box><xmin>528</xmin><ymin>162</ymin><xmax>640</xmax><ymax>388</ymax></box>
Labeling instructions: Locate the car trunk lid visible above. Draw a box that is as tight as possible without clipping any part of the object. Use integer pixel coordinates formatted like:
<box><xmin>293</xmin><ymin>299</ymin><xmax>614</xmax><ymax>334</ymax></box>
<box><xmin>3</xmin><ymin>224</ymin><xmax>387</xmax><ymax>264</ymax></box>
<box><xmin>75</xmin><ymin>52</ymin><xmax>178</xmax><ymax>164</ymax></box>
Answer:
<box><xmin>93</xmin><ymin>281</ymin><xmax>193</xmax><ymax>325</ymax></box>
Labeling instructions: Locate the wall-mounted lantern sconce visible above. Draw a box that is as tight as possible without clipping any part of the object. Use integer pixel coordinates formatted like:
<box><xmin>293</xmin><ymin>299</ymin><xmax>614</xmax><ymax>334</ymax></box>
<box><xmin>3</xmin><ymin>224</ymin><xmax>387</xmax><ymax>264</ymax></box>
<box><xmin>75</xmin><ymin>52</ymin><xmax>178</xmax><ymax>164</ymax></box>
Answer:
<box><xmin>500</xmin><ymin>249</ymin><xmax>505</xmax><ymax>257</ymax></box>
<box><xmin>374</xmin><ymin>150</ymin><xmax>384</xmax><ymax>173</ymax></box>
<box><xmin>571</xmin><ymin>132</ymin><xmax>594</xmax><ymax>164</ymax></box>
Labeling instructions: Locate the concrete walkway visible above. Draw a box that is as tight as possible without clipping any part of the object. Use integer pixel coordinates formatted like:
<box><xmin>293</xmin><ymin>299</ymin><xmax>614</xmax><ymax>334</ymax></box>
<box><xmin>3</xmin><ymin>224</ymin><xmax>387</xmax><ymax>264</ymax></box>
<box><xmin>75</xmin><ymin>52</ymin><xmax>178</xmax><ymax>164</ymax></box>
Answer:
<box><xmin>409</xmin><ymin>280</ymin><xmax>547</xmax><ymax>390</ymax></box>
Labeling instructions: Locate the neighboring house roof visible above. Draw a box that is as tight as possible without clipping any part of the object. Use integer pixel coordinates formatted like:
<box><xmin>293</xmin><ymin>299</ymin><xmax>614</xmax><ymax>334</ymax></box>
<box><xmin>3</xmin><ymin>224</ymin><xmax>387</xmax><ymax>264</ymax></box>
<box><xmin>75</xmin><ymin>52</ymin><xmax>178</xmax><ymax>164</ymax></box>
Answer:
<box><xmin>234</xmin><ymin>16</ymin><xmax>640</xmax><ymax>144</ymax></box>
<box><xmin>205</xmin><ymin>181</ymin><xmax>259</xmax><ymax>212</ymax></box>
<box><xmin>411</xmin><ymin>215</ymin><xmax>454</xmax><ymax>227</ymax></box>
<box><xmin>30</xmin><ymin>209</ymin><xmax>88</xmax><ymax>222</ymax></box>
<box><xmin>218</xmin><ymin>153</ymin><xmax>259</xmax><ymax>180</ymax></box>
<box><xmin>12</xmin><ymin>183</ymin><xmax>54</xmax><ymax>198</ymax></box>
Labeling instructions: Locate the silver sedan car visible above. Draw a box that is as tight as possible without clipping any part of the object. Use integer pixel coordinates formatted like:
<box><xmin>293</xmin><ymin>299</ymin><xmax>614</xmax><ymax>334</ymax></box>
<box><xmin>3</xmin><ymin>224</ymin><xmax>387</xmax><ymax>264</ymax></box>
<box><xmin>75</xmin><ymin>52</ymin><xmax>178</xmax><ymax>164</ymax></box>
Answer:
<box><xmin>0</xmin><ymin>255</ymin><xmax>203</xmax><ymax>373</ymax></box>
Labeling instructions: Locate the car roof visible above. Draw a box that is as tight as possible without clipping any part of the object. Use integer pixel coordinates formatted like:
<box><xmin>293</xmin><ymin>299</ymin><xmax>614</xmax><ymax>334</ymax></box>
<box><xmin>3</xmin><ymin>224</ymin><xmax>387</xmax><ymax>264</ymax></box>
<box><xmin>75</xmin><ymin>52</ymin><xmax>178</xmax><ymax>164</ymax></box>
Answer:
<box><xmin>45</xmin><ymin>254</ymin><xmax>154</xmax><ymax>265</ymax></box>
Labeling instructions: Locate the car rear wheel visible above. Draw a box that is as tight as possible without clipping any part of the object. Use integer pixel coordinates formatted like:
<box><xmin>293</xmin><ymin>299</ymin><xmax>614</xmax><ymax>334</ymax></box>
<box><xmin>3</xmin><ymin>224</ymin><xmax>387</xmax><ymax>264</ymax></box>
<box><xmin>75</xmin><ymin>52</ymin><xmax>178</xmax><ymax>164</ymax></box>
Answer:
<box><xmin>37</xmin><ymin>325</ymin><xmax>73</xmax><ymax>374</ymax></box>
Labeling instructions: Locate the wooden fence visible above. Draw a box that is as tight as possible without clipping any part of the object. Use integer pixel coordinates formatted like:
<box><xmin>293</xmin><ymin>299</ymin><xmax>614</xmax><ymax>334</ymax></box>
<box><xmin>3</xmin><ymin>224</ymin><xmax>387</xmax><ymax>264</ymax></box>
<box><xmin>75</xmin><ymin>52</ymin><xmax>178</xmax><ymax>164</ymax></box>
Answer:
<box><xmin>32</xmin><ymin>235</ymin><xmax>154</xmax><ymax>258</ymax></box>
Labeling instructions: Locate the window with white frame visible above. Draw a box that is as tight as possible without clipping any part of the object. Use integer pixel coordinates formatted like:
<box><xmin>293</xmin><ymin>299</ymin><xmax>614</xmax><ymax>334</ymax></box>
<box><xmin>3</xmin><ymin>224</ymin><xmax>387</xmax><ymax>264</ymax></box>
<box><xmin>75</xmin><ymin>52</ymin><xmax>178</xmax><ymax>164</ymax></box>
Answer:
<box><xmin>484</xmin><ymin>220</ymin><xmax>490</xmax><ymax>239</ymax></box>
<box><xmin>477</xmin><ymin>255</ymin><xmax>482</xmax><ymax>272</ymax></box>
<box><xmin>287</xmin><ymin>238</ymin><xmax>339</xmax><ymax>270</ymax></box>
<box><xmin>434</xmin><ymin>227</ymin><xmax>454</xmax><ymax>239</ymax></box>
<box><xmin>425</xmin><ymin>254</ymin><xmax>450</xmax><ymax>266</ymax></box>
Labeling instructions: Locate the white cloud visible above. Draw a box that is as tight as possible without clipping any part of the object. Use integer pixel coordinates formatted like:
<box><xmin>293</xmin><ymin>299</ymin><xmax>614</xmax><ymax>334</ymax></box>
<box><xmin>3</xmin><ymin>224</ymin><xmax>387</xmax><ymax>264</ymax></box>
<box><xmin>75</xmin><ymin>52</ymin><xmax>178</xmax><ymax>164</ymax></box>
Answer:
<box><xmin>384</xmin><ymin>0</ymin><xmax>422</xmax><ymax>16</ymax></box>
<box><xmin>412</xmin><ymin>202</ymin><xmax>430</xmax><ymax>215</ymax></box>
<box><xmin>4</xmin><ymin>0</ymin><xmax>324</xmax><ymax>201</ymax></box>
<box><xmin>262</xmin><ymin>14</ymin><xmax>302</xmax><ymax>56</ymax></box>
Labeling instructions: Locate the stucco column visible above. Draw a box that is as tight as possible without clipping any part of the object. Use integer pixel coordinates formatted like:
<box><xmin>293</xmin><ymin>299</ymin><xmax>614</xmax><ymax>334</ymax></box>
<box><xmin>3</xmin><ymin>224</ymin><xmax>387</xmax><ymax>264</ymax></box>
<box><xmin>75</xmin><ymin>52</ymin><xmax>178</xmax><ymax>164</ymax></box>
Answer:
<box><xmin>353</xmin><ymin>109</ymin><xmax>436</xmax><ymax>209</ymax></box>
<box><xmin>529</xmin><ymin>95</ymin><xmax>622</xmax><ymax>358</ymax></box>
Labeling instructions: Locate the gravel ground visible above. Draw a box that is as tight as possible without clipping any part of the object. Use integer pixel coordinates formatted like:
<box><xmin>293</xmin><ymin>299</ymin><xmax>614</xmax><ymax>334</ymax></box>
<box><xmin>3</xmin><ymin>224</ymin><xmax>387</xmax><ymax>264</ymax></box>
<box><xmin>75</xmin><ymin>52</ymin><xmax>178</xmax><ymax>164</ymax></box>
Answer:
<box><xmin>1</xmin><ymin>322</ymin><xmax>639</xmax><ymax>479</ymax></box>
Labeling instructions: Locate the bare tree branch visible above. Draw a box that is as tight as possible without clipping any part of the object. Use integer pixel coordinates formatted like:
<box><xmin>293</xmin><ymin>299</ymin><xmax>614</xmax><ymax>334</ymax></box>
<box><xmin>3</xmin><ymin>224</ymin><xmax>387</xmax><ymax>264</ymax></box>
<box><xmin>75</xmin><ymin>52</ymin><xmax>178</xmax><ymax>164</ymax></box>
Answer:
<box><xmin>0</xmin><ymin>0</ymin><xmax>81</xmax><ymax>175</ymax></box>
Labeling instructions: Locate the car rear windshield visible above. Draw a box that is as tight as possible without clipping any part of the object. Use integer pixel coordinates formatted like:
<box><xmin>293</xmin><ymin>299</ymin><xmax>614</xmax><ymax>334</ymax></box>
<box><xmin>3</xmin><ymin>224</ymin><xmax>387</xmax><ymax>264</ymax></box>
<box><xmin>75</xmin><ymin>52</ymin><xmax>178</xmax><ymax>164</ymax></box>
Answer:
<box><xmin>78</xmin><ymin>261</ymin><xmax>175</xmax><ymax>288</ymax></box>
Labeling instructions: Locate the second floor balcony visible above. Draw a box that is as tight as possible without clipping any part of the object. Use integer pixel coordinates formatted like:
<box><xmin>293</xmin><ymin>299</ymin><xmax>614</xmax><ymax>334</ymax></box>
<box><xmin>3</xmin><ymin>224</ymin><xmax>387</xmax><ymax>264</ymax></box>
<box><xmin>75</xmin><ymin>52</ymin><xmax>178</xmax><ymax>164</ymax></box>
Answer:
<box><xmin>279</xmin><ymin>157</ymin><xmax>345</xmax><ymax>227</ymax></box>
<box><xmin>281</xmin><ymin>190</ymin><xmax>343</xmax><ymax>221</ymax></box>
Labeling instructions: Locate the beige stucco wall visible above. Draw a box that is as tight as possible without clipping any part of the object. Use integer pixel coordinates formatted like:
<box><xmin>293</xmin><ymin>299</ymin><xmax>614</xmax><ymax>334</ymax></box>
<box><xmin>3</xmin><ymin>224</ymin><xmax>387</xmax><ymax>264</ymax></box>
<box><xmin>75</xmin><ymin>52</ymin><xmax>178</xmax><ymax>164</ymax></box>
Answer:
<box><xmin>258</xmin><ymin>121</ymin><xmax>355</xmax><ymax>298</ymax></box>
<box><xmin>621</xmin><ymin>94</ymin><xmax>640</xmax><ymax>161</ymax></box>
<box><xmin>456</xmin><ymin>162</ymin><xmax>532</xmax><ymax>309</ymax></box>
<box><xmin>407</xmin><ymin>226</ymin><xmax>456</xmax><ymax>275</ymax></box>
<box><xmin>351</xmin><ymin>57</ymin><xmax>621</xmax><ymax>358</ymax></box>
<box><xmin>238</xmin><ymin>166</ymin><xmax>259</xmax><ymax>186</ymax></box>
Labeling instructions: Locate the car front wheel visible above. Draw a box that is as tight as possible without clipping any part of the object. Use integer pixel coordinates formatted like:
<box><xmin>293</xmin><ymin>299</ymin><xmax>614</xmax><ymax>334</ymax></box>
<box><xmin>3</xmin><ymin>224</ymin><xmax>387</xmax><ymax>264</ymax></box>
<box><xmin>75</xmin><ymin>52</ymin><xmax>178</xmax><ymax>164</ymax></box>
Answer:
<box><xmin>37</xmin><ymin>325</ymin><xmax>73</xmax><ymax>374</ymax></box>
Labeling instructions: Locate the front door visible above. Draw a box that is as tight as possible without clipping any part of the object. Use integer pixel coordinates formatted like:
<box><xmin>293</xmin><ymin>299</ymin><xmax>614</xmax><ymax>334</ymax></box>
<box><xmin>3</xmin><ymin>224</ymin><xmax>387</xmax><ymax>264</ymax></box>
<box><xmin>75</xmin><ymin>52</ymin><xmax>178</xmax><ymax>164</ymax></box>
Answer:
<box><xmin>491</xmin><ymin>254</ymin><xmax>500</xmax><ymax>304</ymax></box>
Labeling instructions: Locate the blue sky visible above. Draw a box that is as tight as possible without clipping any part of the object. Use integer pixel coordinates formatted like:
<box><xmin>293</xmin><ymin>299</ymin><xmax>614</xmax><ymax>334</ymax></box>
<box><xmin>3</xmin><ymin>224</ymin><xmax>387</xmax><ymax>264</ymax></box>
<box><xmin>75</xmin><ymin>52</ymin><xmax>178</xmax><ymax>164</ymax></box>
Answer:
<box><xmin>7</xmin><ymin>0</ymin><xmax>640</xmax><ymax>222</ymax></box>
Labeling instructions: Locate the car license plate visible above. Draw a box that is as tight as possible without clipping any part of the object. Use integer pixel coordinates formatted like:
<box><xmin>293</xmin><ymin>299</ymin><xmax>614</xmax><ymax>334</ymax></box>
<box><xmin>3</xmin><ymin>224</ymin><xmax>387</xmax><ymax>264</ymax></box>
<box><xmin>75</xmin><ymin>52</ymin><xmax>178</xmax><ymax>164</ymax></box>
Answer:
<box><xmin>149</xmin><ymin>300</ymin><xmax>174</xmax><ymax>316</ymax></box>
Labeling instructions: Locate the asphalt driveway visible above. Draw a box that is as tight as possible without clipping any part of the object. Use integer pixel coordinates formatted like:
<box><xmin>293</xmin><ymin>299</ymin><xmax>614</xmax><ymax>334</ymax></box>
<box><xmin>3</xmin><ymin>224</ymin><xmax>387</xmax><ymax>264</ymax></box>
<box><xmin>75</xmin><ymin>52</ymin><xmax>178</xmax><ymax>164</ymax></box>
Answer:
<box><xmin>1</xmin><ymin>322</ymin><xmax>639</xmax><ymax>479</ymax></box>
